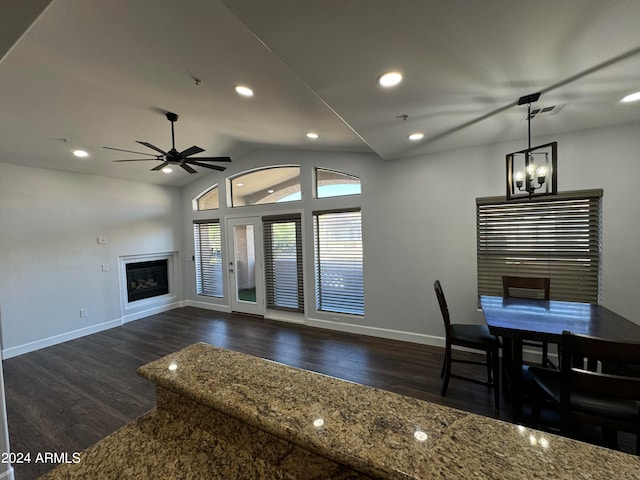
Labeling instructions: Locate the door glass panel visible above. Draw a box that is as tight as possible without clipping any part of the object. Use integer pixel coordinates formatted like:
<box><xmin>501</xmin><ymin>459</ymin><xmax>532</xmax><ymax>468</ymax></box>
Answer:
<box><xmin>233</xmin><ymin>224</ymin><xmax>256</xmax><ymax>303</ymax></box>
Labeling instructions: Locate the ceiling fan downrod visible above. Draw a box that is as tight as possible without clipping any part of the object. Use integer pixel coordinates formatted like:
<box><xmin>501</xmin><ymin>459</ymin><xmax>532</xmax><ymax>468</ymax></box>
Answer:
<box><xmin>166</xmin><ymin>112</ymin><xmax>179</xmax><ymax>153</ymax></box>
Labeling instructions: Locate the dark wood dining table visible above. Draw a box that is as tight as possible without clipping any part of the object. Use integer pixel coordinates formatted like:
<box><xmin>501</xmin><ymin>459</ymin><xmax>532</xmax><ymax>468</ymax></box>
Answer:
<box><xmin>480</xmin><ymin>295</ymin><xmax>640</xmax><ymax>420</ymax></box>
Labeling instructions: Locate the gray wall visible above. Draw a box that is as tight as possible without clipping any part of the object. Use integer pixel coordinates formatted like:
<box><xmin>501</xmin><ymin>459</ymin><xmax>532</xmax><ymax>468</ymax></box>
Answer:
<box><xmin>0</xmin><ymin>163</ymin><xmax>183</xmax><ymax>355</ymax></box>
<box><xmin>182</xmin><ymin>121</ymin><xmax>640</xmax><ymax>345</ymax></box>
<box><xmin>1</xmin><ymin>121</ymin><xmax>639</xmax><ymax>355</ymax></box>
<box><xmin>0</xmin><ymin>121</ymin><xmax>638</xmax><ymax>479</ymax></box>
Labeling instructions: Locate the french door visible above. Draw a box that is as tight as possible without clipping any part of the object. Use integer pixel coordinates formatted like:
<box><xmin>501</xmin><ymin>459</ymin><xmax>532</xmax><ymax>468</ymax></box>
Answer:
<box><xmin>226</xmin><ymin>217</ymin><xmax>264</xmax><ymax>316</ymax></box>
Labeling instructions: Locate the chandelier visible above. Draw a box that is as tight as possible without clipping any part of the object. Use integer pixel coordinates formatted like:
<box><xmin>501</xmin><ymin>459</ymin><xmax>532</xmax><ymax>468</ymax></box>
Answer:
<box><xmin>506</xmin><ymin>92</ymin><xmax>557</xmax><ymax>200</ymax></box>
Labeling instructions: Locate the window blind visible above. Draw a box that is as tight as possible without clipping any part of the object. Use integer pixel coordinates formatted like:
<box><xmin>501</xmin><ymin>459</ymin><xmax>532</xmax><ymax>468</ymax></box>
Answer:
<box><xmin>263</xmin><ymin>214</ymin><xmax>304</xmax><ymax>312</ymax></box>
<box><xmin>476</xmin><ymin>190</ymin><xmax>602</xmax><ymax>303</ymax></box>
<box><xmin>193</xmin><ymin>220</ymin><xmax>223</xmax><ymax>297</ymax></box>
<box><xmin>313</xmin><ymin>209</ymin><xmax>364</xmax><ymax>315</ymax></box>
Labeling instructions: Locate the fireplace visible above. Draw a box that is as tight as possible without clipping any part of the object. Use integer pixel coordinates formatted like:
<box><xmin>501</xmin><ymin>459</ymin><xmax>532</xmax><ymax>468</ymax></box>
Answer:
<box><xmin>126</xmin><ymin>259</ymin><xmax>169</xmax><ymax>302</ymax></box>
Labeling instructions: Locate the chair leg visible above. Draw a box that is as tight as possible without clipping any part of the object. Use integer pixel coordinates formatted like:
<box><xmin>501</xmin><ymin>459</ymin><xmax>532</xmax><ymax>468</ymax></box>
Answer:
<box><xmin>441</xmin><ymin>344</ymin><xmax>452</xmax><ymax>396</ymax></box>
<box><xmin>602</xmin><ymin>428</ymin><xmax>619</xmax><ymax>451</ymax></box>
<box><xmin>530</xmin><ymin>385</ymin><xmax>541</xmax><ymax>426</ymax></box>
<box><xmin>542</xmin><ymin>342</ymin><xmax>549</xmax><ymax>367</ymax></box>
<box><xmin>501</xmin><ymin>337</ymin><xmax>512</xmax><ymax>398</ymax></box>
<box><xmin>492</xmin><ymin>348</ymin><xmax>500</xmax><ymax>411</ymax></box>
<box><xmin>531</xmin><ymin>399</ymin><xmax>541</xmax><ymax>426</ymax></box>
<box><xmin>486</xmin><ymin>351</ymin><xmax>493</xmax><ymax>384</ymax></box>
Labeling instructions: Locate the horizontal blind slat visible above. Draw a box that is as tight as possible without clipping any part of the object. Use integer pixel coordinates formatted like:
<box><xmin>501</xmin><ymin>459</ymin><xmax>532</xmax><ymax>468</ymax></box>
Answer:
<box><xmin>194</xmin><ymin>221</ymin><xmax>223</xmax><ymax>298</ymax></box>
<box><xmin>477</xmin><ymin>192</ymin><xmax>602</xmax><ymax>303</ymax></box>
<box><xmin>314</xmin><ymin>210</ymin><xmax>364</xmax><ymax>316</ymax></box>
<box><xmin>263</xmin><ymin>215</ymin><xmax>304</xmax><ymax>312</ymax></box>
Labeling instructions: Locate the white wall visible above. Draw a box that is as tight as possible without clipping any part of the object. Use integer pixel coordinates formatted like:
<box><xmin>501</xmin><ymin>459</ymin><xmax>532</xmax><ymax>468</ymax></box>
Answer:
<box><xmin>0</xmin><ymin>162</ymin><xmax>183</xmax><ymax>357</ymax></box>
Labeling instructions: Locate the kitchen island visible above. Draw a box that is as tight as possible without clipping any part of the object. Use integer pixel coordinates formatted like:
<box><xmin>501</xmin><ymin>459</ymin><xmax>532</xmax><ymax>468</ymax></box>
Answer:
<box><xmin>41</xmin><ymin>342</ymin><xmax>640</xmax><ymax>479</ymax></box>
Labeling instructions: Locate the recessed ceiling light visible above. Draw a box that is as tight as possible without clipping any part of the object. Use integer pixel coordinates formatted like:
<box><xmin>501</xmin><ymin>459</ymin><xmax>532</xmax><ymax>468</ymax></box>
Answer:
<box><xmin>235</xmin><ymin>85</ymin><xmax>254</xmax><ymax>97</ymax></box>
<box><xmin>408</xmin><ymin>132</ymin><xmax>424</xmax><ymax>141</ymax></box>
<box><xmin>162</xmin><ymin>167</ymin><xmax>173</xmax><ymax>173</ymax></box>
<box><xmin>377</xmin><ymin>71</ymin><xmax>403</xmax><ymax>88</ymax></box>
<box><xmin>268</xmin><ymin>189</ymin><xmax>275</xmax><ymax>194</ymax></box>
<box><xmin>236</xmin><ymin>182</ymin><xmax>244</xmax><ymax>187</ymax></box>
<box><xmin>306</xmin><ymin>132</ymin><xmax>319</xmax><ymax>139</ymax></box>
<box><xmin>621</xmin><ymin>91</ymin><xmax>640</xmax><ymax>103</ymax></box>
<box><xmin>73</xmin><ymin>149</ymin><xmax>89</xmax><ymax>158</ymax></box>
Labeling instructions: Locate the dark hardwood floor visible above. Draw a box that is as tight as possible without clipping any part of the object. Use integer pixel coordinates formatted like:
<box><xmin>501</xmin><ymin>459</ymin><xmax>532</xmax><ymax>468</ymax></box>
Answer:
<box><xmin>1</xmin><ymin>306</ymin><xmax>632</xmax><ymax>479</ymax></box>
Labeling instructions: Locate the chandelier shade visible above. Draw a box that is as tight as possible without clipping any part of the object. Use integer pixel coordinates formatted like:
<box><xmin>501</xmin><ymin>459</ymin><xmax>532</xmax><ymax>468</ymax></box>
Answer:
<box><xmin>506</xmin><ymin>141</ymin><xmax>557</xmax><ymax>200</ymax></box>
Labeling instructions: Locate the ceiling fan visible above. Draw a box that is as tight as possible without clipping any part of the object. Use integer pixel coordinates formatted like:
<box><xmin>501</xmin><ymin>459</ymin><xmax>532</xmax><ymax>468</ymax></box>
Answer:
<box><xmin>103</xmin><ymin>112</ymin><xmax>231</xmax><ymax>173</ymax></box>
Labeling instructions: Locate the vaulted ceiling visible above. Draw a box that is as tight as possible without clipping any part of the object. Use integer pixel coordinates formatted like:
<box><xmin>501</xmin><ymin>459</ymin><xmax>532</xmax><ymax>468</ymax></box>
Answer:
<box><xmin>1</xmin><ymin>0</ymin><xmax>639</xmax><ymax>186</ymax></box>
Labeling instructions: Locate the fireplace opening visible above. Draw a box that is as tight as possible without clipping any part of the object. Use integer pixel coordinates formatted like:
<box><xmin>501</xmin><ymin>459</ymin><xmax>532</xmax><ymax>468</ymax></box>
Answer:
<box><xmin>126</xmin><ymin>259</ymin><xmax>169</xmax><ymax>302</ymax></box>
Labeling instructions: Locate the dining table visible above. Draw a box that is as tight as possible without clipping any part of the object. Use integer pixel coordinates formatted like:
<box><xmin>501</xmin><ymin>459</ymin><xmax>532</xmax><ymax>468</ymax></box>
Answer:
<box><xmin>479</xmin><ymin>295</ymin><xmax>640</xmax><ymax>421</ymax></box>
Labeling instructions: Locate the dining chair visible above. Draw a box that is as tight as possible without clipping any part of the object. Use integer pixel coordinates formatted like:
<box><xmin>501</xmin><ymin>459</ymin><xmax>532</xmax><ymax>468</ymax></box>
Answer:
<box><xmin>502</xmin><ymin>275</ymin><xmax>554</xmax><ymax>368</ymax></box>
<box><xmin>529</xmin><ymin>331</ymin><xmax>640</xmax><ymax>454</ymax></box>
<box><xmin>434</xmin><ymin>280</ymin><xmax>500</xmax><ymax>410</ymax></box>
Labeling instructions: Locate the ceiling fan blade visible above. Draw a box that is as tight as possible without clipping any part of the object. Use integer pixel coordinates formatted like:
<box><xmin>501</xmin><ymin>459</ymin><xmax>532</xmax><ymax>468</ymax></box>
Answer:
<box><xmin>151</xmin><ymin>161</ymin><xmax>170</xmax><ymax>171</ymax></box>
<box><xmin>180</xmin><ymin>163</ymin><xmax>198</xmax><ymax>174</ymax></box>
<box><xmin>112</xmin><ymin>158</ymin><xmax>158</xmax><ymax>162</ymax></box>
<box><xmin>180</xmin><ymin>145</ymin><xmax>205</xmax><ymax>157</ymax></box>
<box><xmin>103</xmin><ymin>146</ymin><xmax>160</xmax><ymax>157</ymax></box>
<box><xmin>188</xmin><ymin>156</ymin><xmax>232</xmax><ymax>162</ymax></box>
<box><xmin>187</xmin><ymin>160</ymin><xmax>227</xmax><ymax>172</ymax></box>
<box><xmin>136</xmin><ymin>141</ymin><xmax>168</xmax><ymax>156</ymax></box>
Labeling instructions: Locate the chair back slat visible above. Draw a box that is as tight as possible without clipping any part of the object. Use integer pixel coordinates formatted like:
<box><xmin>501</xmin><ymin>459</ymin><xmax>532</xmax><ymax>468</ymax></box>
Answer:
<box><xmin>560</xmin><ymin>330</ymin><xmax>640</xmax><ymax>407</ymax></box>
<box><xmin>564</xmin><ymin>332</ymin><xmax>640</xmax><ymax>365</ymax></box>
<box><xmin>571</xmin><ymin>368</ymin><xmax>640</xmax><ymax>400</ymax></box>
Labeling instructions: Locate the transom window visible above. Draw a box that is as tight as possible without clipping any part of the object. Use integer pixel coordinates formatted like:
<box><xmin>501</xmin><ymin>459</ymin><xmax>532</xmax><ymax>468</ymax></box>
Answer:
<box><xmin>230</xmin><ymin>166</ymin><xmax>301</xmax><ymax>206</ymax></box>
<box><xmin>316</xmin><ymin>168</ymin><xmax>361</xmax><ymax>198</ymax></box>
<box><xmin>194</xmin><ymin>185</ymin><xmax>219</xmax><ymax>211</ymax></box>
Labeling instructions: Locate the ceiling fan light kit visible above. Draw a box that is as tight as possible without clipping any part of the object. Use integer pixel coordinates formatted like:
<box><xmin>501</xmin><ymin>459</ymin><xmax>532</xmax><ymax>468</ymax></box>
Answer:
<box><xmin>506</xmin><ymin>93</ymin><xmax>557</xmax><ymax>200</ymax></box>
<box><xmin>103</xmin><ymin>112</ymin><xmax>232</xmax><ymax>174</ymax></box>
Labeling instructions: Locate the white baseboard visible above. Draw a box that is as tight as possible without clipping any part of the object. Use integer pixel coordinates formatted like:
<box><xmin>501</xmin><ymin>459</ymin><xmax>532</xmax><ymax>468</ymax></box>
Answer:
<box><xmin>306</xmin><ymin>316</ymin><xmax>551</xmax><ymax>364</ymax></box>
<box><xmin>3</xmin><ymin>300</ymin><xmax>553</xmax><ymax>365</ymax></box>
<box><xmin>184</xmin><ymin>300</ymin><xmax>231</xmax><ymax>313</ymax></box>
<box><xmin>2</xmin><ymin>302</ymin><xmax>186</xmax><ymax>359</ymax></box>
<box><xmin>307</xmin><ymin>317</ymin><xmax>443</xmax><ymax>347</ymax></box>
<box><xmin>2</xmin><ymin>318</ymin><xmax>122</xmax><ymax>359</ymax></box>
<box><xmin>121</xmin><ymin>301</ymin><xmax>185</xmax><ymax>323</ymax></box>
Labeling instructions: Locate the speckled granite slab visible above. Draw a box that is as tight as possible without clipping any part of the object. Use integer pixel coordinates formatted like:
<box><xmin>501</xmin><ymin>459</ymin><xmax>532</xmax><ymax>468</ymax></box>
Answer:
<box><xmin>138</xmin><ymin>343</ymin><xmax>640</xmax><ymax>479</ymax></box>
<box><xmin>42</xmin><ymin>343</ymin><xmax>640</xmax><ymax>479</ymax></box>
<box><xmin>39</xmin><ymin>404</ymin><xmax>369</xmax><ymax>480</ymax></box>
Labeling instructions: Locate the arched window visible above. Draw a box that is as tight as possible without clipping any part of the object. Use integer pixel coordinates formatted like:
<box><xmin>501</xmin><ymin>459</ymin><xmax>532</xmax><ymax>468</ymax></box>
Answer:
<box><xmin>230</xmin><ymin>166</ymin><xmax>301</xmax><ymax>207</ymax></box>
<box><xmin>316</xmin><ymin>168</ymin><xmax>361</xmax><ymax>198</ymax></box>
<box><xmin>194</xmin><ymin>185</ymin><xmax>219</xmax><ymax>211</ymax></box>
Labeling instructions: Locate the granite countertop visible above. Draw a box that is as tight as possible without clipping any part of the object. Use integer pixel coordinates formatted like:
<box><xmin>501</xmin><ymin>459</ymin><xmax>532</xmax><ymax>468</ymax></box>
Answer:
<box><xmin>133</xmin><ymin>342</ymin><xmax>640</xmax><ymax>480</ymax></box>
